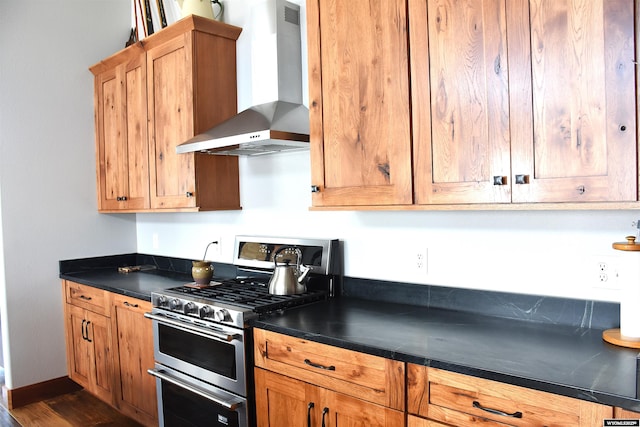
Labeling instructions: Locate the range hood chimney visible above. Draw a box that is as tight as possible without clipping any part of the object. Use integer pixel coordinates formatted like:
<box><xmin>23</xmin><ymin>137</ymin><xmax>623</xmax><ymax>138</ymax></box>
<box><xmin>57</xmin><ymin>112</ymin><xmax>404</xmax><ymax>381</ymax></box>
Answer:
<box><xmin>176</xmin><ymin>0</ymin><xmax>309</xmax><ymax>156</ymax></box>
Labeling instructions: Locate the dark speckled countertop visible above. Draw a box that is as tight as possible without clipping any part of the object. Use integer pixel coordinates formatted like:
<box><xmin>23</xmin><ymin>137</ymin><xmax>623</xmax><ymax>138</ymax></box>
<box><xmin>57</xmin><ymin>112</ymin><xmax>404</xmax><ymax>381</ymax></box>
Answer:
<box><xmin>59</xmin><ymin>253</ymin><xmax>236</xmax><ymax>301</ymax></box>
<box><xmin>253</xmin><ymin>297</ymin><xmax>640</xmax><ymax>413</ymax></box>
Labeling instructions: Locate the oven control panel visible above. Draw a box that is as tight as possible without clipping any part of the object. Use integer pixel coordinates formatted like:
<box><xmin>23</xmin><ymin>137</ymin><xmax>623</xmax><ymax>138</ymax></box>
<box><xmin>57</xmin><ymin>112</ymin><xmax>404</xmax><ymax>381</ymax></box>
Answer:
<box><xmin>233</xmin><ymin>236</ymin><xmax>340</xmax><ymax>275</ymax></box>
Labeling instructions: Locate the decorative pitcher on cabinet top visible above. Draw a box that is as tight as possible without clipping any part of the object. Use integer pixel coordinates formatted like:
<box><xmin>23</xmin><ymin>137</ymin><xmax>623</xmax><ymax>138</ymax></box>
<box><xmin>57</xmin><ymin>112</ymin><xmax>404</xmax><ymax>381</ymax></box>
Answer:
<box><xmin>177</xmin><ymin>0</ymin><xmax>223</xmax><ymax>20</ymax></box>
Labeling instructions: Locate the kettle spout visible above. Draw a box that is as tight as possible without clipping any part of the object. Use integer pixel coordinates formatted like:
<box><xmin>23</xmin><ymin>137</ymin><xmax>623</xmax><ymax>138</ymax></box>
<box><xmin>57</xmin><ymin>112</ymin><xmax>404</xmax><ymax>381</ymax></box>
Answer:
<box><xmin>297</xmin><ymin>264</ymin><xmax>311</xmax><ymax>284</ymax></box>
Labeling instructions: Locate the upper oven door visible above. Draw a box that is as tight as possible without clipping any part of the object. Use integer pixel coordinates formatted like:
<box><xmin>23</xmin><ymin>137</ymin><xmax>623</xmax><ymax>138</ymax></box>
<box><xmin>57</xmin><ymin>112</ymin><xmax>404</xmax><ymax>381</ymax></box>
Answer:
<box><xmin>146</xmin><ymin>311</ymin><xmax>248</xmax><ymax>397</ymax></box>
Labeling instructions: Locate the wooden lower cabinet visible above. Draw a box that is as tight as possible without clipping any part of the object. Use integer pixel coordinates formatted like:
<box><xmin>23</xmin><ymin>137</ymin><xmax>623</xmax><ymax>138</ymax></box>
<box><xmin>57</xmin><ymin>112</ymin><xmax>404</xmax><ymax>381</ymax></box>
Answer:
<box><xmin>64</xmin><ymin>303</ymin><xmax>114</xmax><ymax>403</ymax></box>
<box><xmin>408</xmin><ymin>364</ymin><xmax>613</xmax><ymax>426</ymax></box>
<box><xmin>255</xmin><ymin>367</ymin><xmax>404</xmax><ymax>427</ymax></box>
<box><xmin>111</xmin><ymin>294</ymin><xmax>157</xmax><ymax>426</ymax></box>
<box><xmin>616</xmin><ymin>408</ymin><xmax>640</xmax><ymax>419</ymax></box>
<box><xmin>407</xmin><ymin>415</ymin><xmax>447</xmax><ymax>427</ymax></box>
<box><xmin>63</xmin><ymin>281</ymin><xmax>157</xmax><ymax>426</ymax></box>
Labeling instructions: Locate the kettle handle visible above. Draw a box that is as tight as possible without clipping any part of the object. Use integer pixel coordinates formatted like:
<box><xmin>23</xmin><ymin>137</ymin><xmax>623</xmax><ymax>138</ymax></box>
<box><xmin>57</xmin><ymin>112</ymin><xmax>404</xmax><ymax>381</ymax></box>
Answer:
<box><xmin>273</xmin><ymin>246</ymin><xmax>302</xmax><ymax>268</ymax></box>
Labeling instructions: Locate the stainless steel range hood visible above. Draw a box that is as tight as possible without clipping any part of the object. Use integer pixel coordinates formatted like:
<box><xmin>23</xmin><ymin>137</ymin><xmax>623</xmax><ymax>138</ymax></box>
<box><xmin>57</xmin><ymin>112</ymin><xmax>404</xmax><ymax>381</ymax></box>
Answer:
<box><xmin>176</xmin><ymin>0</ymin><xmax>309</xmax><ymax>156</ymax></box>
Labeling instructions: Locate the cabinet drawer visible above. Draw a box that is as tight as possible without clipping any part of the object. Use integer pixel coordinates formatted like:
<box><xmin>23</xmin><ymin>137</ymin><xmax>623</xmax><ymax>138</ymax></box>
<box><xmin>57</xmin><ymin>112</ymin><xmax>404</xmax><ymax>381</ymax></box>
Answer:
<box><xmin>254</xmin><ymin>329</ymin><xmax>404</xmax><ymax>410</ymax></box>
<box><xmin>408</xmin><ymin>365</ymin><xmax>612</xmax><ymax>426</ymax></box>
<box><xmin>64</xmin><ymin>281</ymin><xmax>110</xmax><ymax>316</ymax></box>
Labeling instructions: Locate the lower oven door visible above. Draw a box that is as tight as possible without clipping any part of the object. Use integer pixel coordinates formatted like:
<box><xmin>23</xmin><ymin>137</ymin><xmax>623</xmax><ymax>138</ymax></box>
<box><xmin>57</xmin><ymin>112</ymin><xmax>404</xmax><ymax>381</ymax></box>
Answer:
<box><xmin>145</xmin><ymin>310</ymin><xmax>247</xmax><ymax>396</ymax></box>
<box><xmin>149</xmin><ymin>364</ymin><xmax>248</xmax><ymax>427</ymax></box>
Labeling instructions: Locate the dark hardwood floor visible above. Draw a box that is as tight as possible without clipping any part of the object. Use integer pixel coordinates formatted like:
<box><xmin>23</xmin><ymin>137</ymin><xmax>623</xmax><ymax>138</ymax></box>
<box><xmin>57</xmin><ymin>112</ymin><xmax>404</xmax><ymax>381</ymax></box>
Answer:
<box><xmin>0</xmin><ymin>368</ymin><xmax>143</xmax><ymax>427</ymax></box>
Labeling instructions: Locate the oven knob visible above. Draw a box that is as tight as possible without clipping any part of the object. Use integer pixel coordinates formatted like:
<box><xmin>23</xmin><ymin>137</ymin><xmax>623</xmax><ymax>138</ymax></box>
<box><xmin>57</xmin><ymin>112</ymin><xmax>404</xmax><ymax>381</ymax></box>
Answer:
<box><xmin>215</xmin><ymin>309</ymin><xmax>231</xmax><ymax>322</ymax></box>
<box><xmin>199</xmin><ymin>305</ymin><xmax>213</xmax><ymax>319</ymax></box>
<box><xmin>184</xmin><ymin>302</ymin><xmax>197</xmax><ymax>315</ymax></box>
<box><xmin>169</xmin><ymin>299</ymin><xmax>181</xmax><ymax>311</ymax></box>
<box><xmin>156</xmin><ymin>296</ymin><xmax>168</xmax><ymax>308</ymax></box>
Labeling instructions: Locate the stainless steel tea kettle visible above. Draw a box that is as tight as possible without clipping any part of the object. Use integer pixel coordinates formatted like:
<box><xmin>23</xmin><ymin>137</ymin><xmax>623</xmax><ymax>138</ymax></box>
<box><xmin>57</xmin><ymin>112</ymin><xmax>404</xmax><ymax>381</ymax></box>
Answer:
<box><xmin>268</xmin><ymin>246</ymin><xmax>311</xmax><ymax>295</ymax></box>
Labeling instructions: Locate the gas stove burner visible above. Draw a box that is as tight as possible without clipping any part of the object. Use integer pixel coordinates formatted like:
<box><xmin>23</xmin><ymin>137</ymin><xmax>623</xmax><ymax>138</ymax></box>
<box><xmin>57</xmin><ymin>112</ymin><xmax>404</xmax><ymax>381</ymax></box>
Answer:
<box><xmin>165</xmin><ymin>281</ymin><xmax>326</xmax><ymax>313</ymax></box>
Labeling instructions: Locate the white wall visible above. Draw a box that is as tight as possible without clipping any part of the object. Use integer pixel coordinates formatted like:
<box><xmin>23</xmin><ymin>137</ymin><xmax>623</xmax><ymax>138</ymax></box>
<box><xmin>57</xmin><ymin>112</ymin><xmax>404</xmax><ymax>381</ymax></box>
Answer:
<box><xmin>0</xmin><ymin>0</ymin><xmax>137</xmax><ymax>389</ymax></box>
<box><xmin>136</xmin><ymin>0</ymin><xmax>636</xmax><ymax>305</ymax></box>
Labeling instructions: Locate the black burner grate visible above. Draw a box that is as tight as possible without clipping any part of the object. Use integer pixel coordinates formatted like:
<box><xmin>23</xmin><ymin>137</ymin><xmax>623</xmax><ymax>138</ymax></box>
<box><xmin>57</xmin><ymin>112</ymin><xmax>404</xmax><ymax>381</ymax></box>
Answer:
<box><xmin>167</xmin><ymin>281</ymin><xmax>326</xmax><ymax>313</ymax></box>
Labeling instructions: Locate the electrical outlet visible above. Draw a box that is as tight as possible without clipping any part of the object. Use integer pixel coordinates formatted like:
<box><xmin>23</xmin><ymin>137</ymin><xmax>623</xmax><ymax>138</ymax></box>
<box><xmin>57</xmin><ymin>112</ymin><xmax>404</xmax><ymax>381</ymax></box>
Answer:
<box><xmin>591</xmin><ymin>256</ymin><xmax>619</xmax><ymax>290</ymax></box>
<box><xmin>416</xmin><ymin>249</ymin><xmax>428</xmax><ymax>274</ymax></box>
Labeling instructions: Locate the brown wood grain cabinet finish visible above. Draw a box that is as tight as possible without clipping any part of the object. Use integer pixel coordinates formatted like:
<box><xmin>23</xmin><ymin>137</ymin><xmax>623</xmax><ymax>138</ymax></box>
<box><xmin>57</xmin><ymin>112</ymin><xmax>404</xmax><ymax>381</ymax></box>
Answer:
<box><xmin>63</xmin><ymin>281</ymin><xmax>114</xmax><ymax>405</ymax></box>
<box><xmin>253</xmin><ymin>329</ymin><xmax>405</xmax><ymax>426</ymax></box>
<box><xmin>615</xmin><ymin>407</ymin><xmax>640</xmax><ymax>419</ymax></box>
<box><xmin>90</xmin><ymin>16</ymin><xmax>242</xmax><ymax>213</ymax></box>
<box><xmin>407</xmin><ymin>364</ymin><xmax>613</xmax><ymax>426</ymax></box>
<box><xmin>254</xmin><ymin>328</ymin><xmax>404</xmax><ymax>410</ymax></box>
<box><xmin>309</xmin><ymin>0</ymin><xmax>639</xmax><ymax>209</ymax></box>
<box><xmin>307</xmin><ymin>0</ymin><xmax>413</xmax><ymax>207</ymax></box>
<box><xmin>255</xmin><ymin>368</ymin><xmax>404</xmax><ymax>427</ymax></box>
<box><xmin>92</xmin><ymin>45</ymin><xmax>149</xmax><ymax>211</ymax></box>
<box><xmin>63</xmin><ymin>281</ymin><xmax>157</xmax><ymax>426</ymax></box>
<box><xmin>111</xmin><ymin>294</ymin><xmax>157</xmax><ymax>426</ymax></box>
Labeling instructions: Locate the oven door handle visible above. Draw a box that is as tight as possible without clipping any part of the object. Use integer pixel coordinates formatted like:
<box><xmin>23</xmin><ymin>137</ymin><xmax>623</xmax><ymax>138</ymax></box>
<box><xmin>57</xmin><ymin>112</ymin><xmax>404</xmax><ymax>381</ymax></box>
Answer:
<box><xmin>148</xmin><ymin>368</ymin><xmax>244</xmax><ymax>410</ymax></box>
<box><xmin>144</xmin><ymin>312</ymin><xmax>240</xmax><ymax>342</ymax></box>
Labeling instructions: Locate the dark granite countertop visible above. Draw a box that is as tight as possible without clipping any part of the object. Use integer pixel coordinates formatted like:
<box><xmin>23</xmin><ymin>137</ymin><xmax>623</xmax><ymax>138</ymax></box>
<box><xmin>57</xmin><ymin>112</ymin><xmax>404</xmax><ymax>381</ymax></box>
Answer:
<box><xmin>252</xmin><ymin>297</ymin><xmax>640</xmax><ymax>413</ymax></box>
<box><xmin>59</xmin><ymin>253</ymin><xmax>236</xmax><ymax>301</ymax></box>
<box><xmin>60</xmin><ymin>268</ymin><xmax>192</xmax><ymax>301</ymax></box>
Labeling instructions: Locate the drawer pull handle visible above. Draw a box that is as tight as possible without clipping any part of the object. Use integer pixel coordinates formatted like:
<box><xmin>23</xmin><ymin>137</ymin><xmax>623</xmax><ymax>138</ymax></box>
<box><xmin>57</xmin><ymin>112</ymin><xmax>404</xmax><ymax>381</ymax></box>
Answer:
<box><xmin>473</xmin><ymin>401</ymin><xmax>522</xmax><ymax>418</ymax></box>
<box><xmin>321</xmin><ymin>407</ymin><xmax>329</xmax><ymax>427</ymax></box>
<box><xmin>123</xmin><ymin>301</ymin><xmax>139</xmax><ymax>308</ymax></box>
<box><xmin>307</xmin><ymin>402</ymin><xmax>314</xmax><ymax>427</ymax></box>
<box><xmin>79</xmin><ymin>295</ymin><xmax>92</xmax><ymax>301</ymax></box>
<box><xmin>304</xmin><ymin>359</ymin><xmax>335</xmax><ymax>371</ymax></box>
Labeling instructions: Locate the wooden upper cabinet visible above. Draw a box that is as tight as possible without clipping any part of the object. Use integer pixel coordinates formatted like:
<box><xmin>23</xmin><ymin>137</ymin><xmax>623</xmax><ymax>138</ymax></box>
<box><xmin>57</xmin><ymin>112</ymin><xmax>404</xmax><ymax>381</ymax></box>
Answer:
<box><xmin>92</xmin><ymin>45</ymin><xmax>150</xmax><ymax>211</ymax></box>
<box><xmin>508</xmin><ymin>0</ymin><xmax>637</xmax><ymax>203</ymax></box>
<box><xmin>411</xmin><ymin>0</ymin><xmax>512</xmax><ymax>204</ymax></box>
<box><xmin>307</xmin><ymin>0</ymin><xmax>413</xmax><ymax>207</ymax></box>
<box><xmin>411</xmin><ymin>0</ymin><xmax>637</xmax><ymax>205</ymax></box>
<box><xmin>91</xmin><ymin>16</ymin><xmax>242</xmax><ymax>212</ymax></box>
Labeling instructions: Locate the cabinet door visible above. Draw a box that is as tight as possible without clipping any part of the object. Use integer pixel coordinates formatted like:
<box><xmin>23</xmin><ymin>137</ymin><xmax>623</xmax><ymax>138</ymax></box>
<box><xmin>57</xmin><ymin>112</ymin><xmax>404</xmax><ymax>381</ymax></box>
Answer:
<box><xmin>65</xmin><ymin>304</ymin><xmax>93</xmax><ymax>390</ymax></box>
<box><xmin>147</xmin><ymin>34</ymin><xmax>198</xmax><ymax>209</ymax></box>
<box><xmin>508</xmin><ymin>0</ymin><xmax>636</xmax><ymax>203</ymax></box>
<box><xmin>324</xmin><ymin>389</ymin><xmax>405</xmax><ymax>427</ymax></box>
<box><xmin>111</xmin><ymin>295</ymin><xmax>157</xmax><ymax>425</ymax></box>
<box><xmin>255</xmin><ymin>368</ymin><xmax>405</xmax><ymax>427</ymax></box>
<box><xmin>255</xmin><ymin>368</ymin><xmax>311</xmax><ymax>427</ymax></box>
<box><xmin>307</xmin><ymin>0</ymin><xmax>413</xmax><ymax>207</ymax></box>
<box><xmin>94</xmin><ymin>46</ymin><xmax>149</xmax><ymax>211</ymax></box>
<box><xmin>65</xmin><ymin>305</ymin><xmax>113</xmax><ymax>404</ymax></box>
<box><xmin>411</xmin><ymin>0</ymin><xmax>512</xmax><ymax>204</ymax></box>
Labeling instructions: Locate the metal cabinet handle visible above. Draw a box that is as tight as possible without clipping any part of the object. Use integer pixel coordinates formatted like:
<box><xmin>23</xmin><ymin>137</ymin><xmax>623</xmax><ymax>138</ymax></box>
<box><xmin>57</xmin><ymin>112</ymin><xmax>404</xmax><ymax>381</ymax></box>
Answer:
<box><xmin>304</xmin><ymin>359</ymin><xmax>336</xmax><ymax>371</ymax></box>
<box><xmin>493</xmin><ymin>176</ymin><xmax>506</xmax><ymax>185</ymax></box>
<box><xmin>311</xmin><ymin>185</ymin><xmax>320</xmax><ymax>193</ymax></box>
<box><xmin>473</xmin><ymin>400</ymin><xmax>522</xmax><ymax>418</ymax></box>
<box><xmin>123</xmin><ymin>301</ymin><xmax>139</xmax><ymax>308</ymax></box>
<box><xmin>307</xmin><ymin>402</ymin><xmax>315</xmax><ymax>427</ymax></box>
<box><xmin>81</xmin><ymin>319</ymin><xmax>87</xmax><ymax>341</ymax></box>
<box><xmin>186</xmin><ymin>191</ymin><xmax>194</xmax><ymax>197</ymax></box>
<box><xmin>515</xmin><ymin>174</ymin><xmax>529</xmax><ymax>185</ymax></box>
<box><xmin>85</xmin><ymin>321</ymin><xmax>92</xmax><ymax>342</ymax></box>
<box><xmin>79</xmin><ymin>295</ymin><xmax>92</xmax><ymax>301</ymax></box>
<box><xmin>321</xmin><ymin>407</ymin><xmax>329</xmax><ymax>427</ymax></box>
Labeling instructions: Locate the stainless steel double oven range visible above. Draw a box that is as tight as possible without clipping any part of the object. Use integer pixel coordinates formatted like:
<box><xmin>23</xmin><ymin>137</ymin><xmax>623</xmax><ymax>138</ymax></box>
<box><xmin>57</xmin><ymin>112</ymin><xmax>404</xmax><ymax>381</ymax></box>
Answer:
<box><xmin>145</xmin><ymin>236</ymin><xmax>341</xmax><ymax>427</ymax></box>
